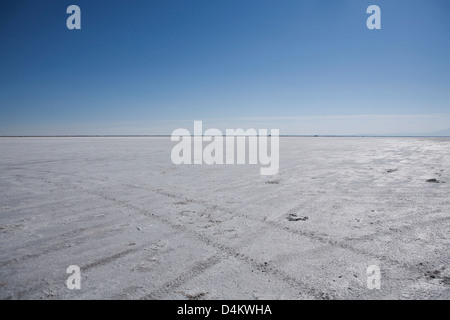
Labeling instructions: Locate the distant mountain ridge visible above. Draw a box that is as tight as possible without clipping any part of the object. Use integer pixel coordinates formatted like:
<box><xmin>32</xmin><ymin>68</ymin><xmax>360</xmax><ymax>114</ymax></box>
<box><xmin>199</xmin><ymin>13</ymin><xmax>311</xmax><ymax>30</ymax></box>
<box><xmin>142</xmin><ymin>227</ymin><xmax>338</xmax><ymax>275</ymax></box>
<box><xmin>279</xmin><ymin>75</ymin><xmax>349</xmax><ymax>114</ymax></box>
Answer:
<box><xmin>419</xmin><ymin>128</ymin><xmax>450</xmax><ymax>136</ymax></box>
<box><xmin>358</xmin><ymin>128</ymin><xmax>450</xmax><ymax>137</ymax></box>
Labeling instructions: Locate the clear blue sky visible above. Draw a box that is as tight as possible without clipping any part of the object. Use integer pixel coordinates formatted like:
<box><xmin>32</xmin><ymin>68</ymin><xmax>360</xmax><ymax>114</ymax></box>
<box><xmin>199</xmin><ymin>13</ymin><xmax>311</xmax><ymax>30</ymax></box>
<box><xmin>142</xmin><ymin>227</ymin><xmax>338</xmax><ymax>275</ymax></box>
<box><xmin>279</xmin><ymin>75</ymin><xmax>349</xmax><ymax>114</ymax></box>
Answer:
<box><xmin>1</xmin><ymin>0</ymin><xmax>449</xmax><ymax>135</ymax></box>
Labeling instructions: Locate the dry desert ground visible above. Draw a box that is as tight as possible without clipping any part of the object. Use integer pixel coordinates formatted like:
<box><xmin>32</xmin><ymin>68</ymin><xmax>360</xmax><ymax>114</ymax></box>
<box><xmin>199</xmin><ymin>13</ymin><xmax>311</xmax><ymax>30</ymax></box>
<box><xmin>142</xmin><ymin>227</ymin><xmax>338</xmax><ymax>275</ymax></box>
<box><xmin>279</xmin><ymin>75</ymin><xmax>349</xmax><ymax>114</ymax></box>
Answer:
<box><xmin>0</xmin><ymin>137</ymin><xmax>449</xmax><ymax>299</ymax></box>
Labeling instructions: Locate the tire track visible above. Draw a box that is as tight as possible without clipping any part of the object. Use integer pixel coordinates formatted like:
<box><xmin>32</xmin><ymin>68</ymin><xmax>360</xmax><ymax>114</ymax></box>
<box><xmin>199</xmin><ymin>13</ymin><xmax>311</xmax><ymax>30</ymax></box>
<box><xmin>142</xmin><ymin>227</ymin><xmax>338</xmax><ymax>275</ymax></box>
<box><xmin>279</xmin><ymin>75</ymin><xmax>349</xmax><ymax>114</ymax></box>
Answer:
<box><xmin>57</xmin><ymin>180</ymin><xmax>333</xmax><ymax>299</ymax></box>
<box><xmin>345</xmin><ymin>215</ymin><xmax>450</xmax><ymax>242</ymax></box>
<box><xmin>30</xmin><ymin>173</ymin><xmax>444</xmax><ymax>298</ymax></box>
<box><xmin>139</xmin><ymin>254</ymin><xmax>223</xmax><ymax>300</ymax></box>
<box><xmin>0</xmin><ymin>222</ymin><xmax>125</xmax><ymax>268</ymax></box>
<box><xmin>116</xmin><ymin>181</ymin><xmax>433</xmax><ymax>271</ymax></box>
<box><xmin>82</xmin><ymin>247</ymin><xmax>139</xmax><ymax>271</ymax></box>
<box><xmin>4</xmin><ymin>242</ymin><xmax>155</xmax><ymax>299</ymax></box>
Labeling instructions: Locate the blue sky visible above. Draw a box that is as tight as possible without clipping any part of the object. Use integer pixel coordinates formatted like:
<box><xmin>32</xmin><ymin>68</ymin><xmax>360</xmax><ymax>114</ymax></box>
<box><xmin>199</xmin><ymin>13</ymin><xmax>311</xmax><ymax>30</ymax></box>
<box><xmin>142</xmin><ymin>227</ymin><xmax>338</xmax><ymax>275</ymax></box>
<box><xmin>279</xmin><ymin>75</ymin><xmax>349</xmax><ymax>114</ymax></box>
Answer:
<box><xmin>0</xmin><ymin>0</ymin><xmax>449</xmax><ymax>135</ymax></box>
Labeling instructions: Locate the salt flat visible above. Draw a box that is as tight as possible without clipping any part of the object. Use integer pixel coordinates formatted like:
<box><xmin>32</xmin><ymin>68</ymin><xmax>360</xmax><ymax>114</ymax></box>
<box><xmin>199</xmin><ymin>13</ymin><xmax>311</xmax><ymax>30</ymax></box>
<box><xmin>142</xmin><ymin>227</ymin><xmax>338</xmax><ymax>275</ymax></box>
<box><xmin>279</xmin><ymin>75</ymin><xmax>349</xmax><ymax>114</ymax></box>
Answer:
<box><xmin>0</xmin><ymin>137</ymin><xmax>449</xmax><ymax>300</ymax></box>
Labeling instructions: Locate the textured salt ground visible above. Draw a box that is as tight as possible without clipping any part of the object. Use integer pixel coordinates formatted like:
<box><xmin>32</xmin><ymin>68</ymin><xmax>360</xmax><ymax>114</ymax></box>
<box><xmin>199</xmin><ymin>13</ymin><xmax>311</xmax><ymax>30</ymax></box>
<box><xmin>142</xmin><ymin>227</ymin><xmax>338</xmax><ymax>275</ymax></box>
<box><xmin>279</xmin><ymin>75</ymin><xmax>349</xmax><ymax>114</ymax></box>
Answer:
<box><xmin>0</xmin><ymin>137</ymin><xmax>449</xmax><ymax>299</ymax></box>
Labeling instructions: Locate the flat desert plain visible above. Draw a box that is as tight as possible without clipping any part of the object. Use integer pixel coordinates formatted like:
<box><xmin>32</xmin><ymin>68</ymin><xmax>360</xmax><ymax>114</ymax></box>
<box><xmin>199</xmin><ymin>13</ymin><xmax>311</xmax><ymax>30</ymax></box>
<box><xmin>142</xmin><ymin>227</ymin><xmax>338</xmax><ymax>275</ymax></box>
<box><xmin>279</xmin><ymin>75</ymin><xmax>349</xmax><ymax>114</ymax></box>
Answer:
<box><xmin>0</xmin><ymin>137</ymin><xmax>449</xmax><ymax>299</ymax></box>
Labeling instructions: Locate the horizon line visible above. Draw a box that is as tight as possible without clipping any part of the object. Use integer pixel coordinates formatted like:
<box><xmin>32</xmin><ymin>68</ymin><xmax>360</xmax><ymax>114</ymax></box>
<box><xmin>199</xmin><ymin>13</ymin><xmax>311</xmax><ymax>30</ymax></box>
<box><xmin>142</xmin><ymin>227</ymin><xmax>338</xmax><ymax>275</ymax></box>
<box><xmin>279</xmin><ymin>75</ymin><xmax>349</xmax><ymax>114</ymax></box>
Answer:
<box><xmin>1</xmin><ymin>135</ymin><xmax>450</xmax><ymax>138</ymax></box>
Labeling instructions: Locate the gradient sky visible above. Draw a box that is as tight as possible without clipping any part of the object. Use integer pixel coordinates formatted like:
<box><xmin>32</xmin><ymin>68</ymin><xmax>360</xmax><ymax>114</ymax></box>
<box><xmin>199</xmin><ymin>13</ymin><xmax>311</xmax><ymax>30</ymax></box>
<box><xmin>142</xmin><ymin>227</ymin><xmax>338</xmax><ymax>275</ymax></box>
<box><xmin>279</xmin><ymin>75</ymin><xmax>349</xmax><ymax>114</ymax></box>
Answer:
<box><xmin>1</xmin><ymin>0</ymin><xmax>449</xmax><ymax>135</ymax></box>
